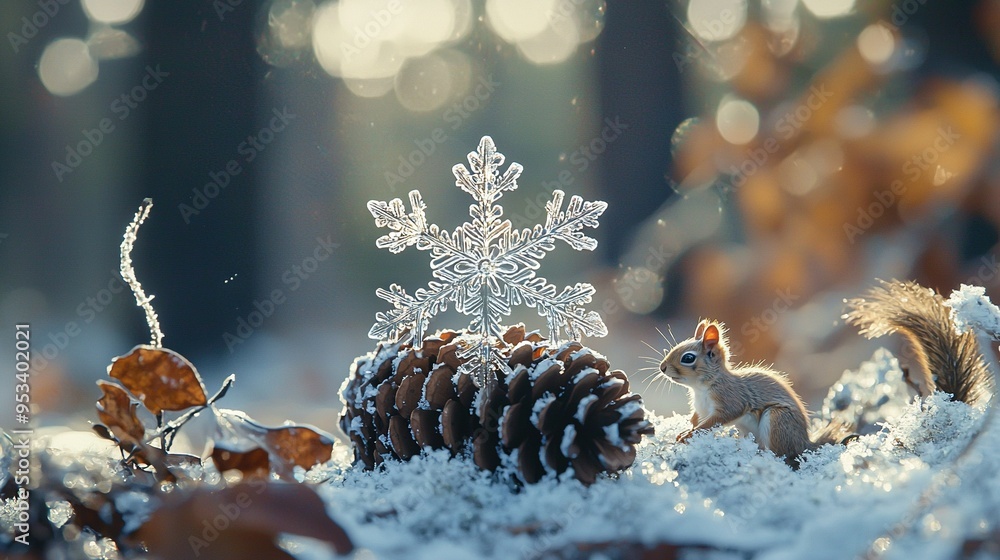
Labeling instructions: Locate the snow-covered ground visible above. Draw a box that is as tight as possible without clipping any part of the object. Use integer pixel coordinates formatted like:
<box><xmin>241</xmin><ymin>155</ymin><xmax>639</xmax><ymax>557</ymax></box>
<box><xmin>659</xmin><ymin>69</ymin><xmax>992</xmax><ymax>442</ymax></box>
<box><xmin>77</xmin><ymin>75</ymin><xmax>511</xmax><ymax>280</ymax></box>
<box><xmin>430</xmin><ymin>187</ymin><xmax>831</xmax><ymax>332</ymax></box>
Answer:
<box><xmin>6</xmin><ymin>285</ymin><xmax>997</xmax><ymax>559</ymax></box>
<box><xmin>302</xmin><ymin>348</ymin><xmax>996</xmax><ymax>560</ymax></box>
<box><xmin>282</xmin><ymin>286</ymin><xmax>1000</xmax><ymax>560</ymax></box>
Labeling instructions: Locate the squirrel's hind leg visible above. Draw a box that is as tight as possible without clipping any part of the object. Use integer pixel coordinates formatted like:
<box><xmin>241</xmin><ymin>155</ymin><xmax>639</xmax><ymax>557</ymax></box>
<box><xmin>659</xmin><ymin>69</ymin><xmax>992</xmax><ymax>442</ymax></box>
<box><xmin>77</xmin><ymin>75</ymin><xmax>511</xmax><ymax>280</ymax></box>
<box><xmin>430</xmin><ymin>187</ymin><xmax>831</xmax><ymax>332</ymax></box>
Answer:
<box><xmin>761</xmin><ymin>407</ymin><xmax>810</xmax><ymax>464</ymax></box>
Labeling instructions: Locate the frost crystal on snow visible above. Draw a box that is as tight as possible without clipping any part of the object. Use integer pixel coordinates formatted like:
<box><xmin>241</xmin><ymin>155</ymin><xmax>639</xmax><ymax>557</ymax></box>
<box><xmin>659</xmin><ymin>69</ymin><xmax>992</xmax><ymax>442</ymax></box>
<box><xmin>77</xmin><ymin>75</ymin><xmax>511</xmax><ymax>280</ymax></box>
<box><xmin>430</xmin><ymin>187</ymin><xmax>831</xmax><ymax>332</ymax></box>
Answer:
<box><xmin>945</xmin><ymin>284</ymin><xmax>1000</xmax><ymax>340</ymax></box>
<box><xmin>367</xmin><ymin>135</ymin><xmax>608</xmax><ymax>385</ymax></box>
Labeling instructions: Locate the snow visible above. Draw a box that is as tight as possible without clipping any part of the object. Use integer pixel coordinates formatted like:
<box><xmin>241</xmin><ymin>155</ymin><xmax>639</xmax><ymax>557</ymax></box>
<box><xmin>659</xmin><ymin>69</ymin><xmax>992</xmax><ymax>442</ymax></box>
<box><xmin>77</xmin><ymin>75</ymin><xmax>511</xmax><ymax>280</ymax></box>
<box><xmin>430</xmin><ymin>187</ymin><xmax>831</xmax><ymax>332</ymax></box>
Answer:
<box><xmin>946</xmin><ymin>284</ymin><xmax>1000</xmax><ymax>339</ymax></box>
<box><xmin>529</xmin><ymin>393</ymin><xmax>556</xmax><ymax>428</ymax></box>
<box><xmin>602</xmin><ymin>423</ymin><xmax>621</xmax><ymax>447</ymax></box>
<box><xmin>306</xmin><ymin>348</ymin><xmax>1000</xmax><ymax>560</ymax></box>
<box><xmin>114</xmin><ymin>491</ymin><xmax>154</xmax><ymax>534</ymax></box>
<box><xmin>560</xmin><ymin>424</ymin><xmax>578</xmax><ymax>457</ymax></box>
<box><xmin>573</xmin><ymin>395</ymin><xmax>598</xmax><ymax>423</ymax></box>
<box><xmin>528</xmin><ymin>358</ymin><xmax>559</xmax><ymax>380</ymax></box>
<box><xmin>819</xmin><ymin>348</ymin><xmax>912</xmax><ymax>434</ymax></box>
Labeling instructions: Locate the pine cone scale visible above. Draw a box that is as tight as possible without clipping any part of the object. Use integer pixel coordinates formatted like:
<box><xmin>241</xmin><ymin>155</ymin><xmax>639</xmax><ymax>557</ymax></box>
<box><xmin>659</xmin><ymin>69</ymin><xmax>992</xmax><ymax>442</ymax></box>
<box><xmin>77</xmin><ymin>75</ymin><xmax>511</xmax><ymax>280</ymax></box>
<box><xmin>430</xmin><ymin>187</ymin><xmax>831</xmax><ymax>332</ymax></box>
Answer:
<box><xmin>410</xmin><ymin>409</ymin><xmax>444</xmax><ymax>448</ymax></box>
<box><xmin>518</xmin><ymin>433</ymin><xmax>544</xmax><ymax>483</ymax></box>
<box><xmin>424</xmin><ymin>366</ymin><xmax>457</xmax><ymax>410</ymax></box>
<box><xmin>543</xmin><ymin>434</ymin><xmax>569</xmax><ymax>474</ymax></box>
<box><xmin>530</xmin><ymin>363</ymin><xmax>566</xmax><ymax>400</ymax></box>
<box><xmin>376</xmin><ymin>382</ymin><xmax>395</xmax><ymax>424</ymax></box>
<box><xmin>474</xmin><ymin>430</ymin><xmax>500</xmax><ymax>470</ymax></box>
<box><xmin>395</xmin><ymin>373</ymin><xmax>425</xmax><ymax>418</ymax></box>
<box><xmin>567</xmin><ymin>370</ymin><xmax>603</xmax><ymax>409</ymax></box>
<box><xmin>536</xmin><ymin>397</ymin><xmax>567</xmax><ymax>435</ymax></box>
<box><xmin>565</xmin><ymin>352</ymin><xmax>598</xmax><ymax>378</ymax></box>
<box><xmin>507</xmin><ymin>367</ymin><xmax>530</xmax><ymax>402</ymax></box>
<box><xmin>389</xmin><ymin>415</ymin><xmax>419</xmax><ymax>460</ymax></box>
<box><xmin>440</xmin><ymin>400</ymin><xmax>468</xmax><ymax>451</ymax></box>
<box><xmin>507</xmin><ymin>343</ymin><xmax>535</xmax><ymax>369</ymax></box>
<box><xmin>438</xmin><ymin>343</ymin><xmax>463</xmax><ymax>370</ymax></box>
<box><xmin>501</xmin><ymin>401</ymin><xmax>531</xmax><ymax>449</ymax></box>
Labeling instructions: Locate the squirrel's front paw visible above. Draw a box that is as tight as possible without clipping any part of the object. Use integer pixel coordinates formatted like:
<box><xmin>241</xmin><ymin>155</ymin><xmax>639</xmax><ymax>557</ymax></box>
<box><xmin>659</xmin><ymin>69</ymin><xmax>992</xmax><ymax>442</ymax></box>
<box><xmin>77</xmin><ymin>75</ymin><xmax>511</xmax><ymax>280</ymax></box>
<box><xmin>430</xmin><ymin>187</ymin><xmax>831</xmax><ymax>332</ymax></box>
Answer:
<box><xmin>676</xmin><ymin>429</ymin><xmax>694</xmax><ymax>443</ymax></box>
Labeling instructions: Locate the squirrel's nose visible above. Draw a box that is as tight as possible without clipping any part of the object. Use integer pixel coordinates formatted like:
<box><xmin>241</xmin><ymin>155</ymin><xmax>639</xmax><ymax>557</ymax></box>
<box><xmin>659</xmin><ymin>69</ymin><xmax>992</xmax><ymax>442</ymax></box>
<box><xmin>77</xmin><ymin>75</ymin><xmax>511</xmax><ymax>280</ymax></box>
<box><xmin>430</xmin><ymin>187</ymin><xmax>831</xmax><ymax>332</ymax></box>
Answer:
<box><xmin>658</xmin><ymin>357</ymin><xmax>668</xmax><ymax>372</ymax></box>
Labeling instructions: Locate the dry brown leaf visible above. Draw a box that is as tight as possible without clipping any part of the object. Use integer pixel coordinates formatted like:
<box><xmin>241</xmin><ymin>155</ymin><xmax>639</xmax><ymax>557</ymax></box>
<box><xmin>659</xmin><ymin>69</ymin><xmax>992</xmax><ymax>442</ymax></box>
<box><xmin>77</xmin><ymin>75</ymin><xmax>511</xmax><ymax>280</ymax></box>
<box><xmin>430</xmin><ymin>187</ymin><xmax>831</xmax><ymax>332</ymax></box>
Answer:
<box><xmin>138</xmin><ymin>482</ymin><xmax>353</xmax><ymax>560</ymax></box>
<box><xmin>263</xmin><ymin>426</ymin><xmax>335</xmax><ymax>473</ymax></box>
<box><xmin>109</xmin><ymin>345</ymin><xmax>207</xmax><ymax>415</ymax></box>
<box><xmin>95</xmin><ymin>380</ymin><xmax>146</xmax><ymax>444</ymax></box>
<box><xmin>211</xmin><ymin>446</ymin><xmax>270</xmax><ymax>478</ymax></box>
<box><xmin>215</xmin><ymin>410</ymin><xmax>335</xmax><ymax>478</ymax></box>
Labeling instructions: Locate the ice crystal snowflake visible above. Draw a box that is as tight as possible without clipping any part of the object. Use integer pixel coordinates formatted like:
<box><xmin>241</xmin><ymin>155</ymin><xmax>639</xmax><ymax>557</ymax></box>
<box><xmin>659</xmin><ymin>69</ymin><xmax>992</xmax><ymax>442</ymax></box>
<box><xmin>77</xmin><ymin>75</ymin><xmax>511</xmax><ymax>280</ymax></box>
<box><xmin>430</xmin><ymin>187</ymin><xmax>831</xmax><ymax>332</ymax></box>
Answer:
<box><xmin>367</xmin><ymin>135</ymin><xmax>608</xmax><ymax>385</ymax></box>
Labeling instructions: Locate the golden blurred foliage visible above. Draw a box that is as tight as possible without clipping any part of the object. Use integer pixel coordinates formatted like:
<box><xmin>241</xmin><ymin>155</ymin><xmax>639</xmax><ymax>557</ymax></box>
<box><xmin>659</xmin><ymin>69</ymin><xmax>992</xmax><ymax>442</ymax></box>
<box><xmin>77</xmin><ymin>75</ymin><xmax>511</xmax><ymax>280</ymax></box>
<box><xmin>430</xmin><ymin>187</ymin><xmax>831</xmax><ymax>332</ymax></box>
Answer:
<box><xmin>644</xmin><ymin>2</ymin><xmax>1000</xmax><ymax>397</ymax></box>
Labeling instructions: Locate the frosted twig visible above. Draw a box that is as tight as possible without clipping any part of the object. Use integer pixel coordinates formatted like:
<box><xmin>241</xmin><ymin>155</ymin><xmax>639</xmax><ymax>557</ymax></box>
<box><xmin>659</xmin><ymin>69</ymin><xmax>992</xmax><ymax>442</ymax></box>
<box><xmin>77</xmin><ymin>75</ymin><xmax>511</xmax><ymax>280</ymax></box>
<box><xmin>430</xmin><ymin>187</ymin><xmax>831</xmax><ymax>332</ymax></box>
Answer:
<box><xmin>120</xmin><ymin>198</ymin><xmax>163</xmax><ymax>348</ymax></box>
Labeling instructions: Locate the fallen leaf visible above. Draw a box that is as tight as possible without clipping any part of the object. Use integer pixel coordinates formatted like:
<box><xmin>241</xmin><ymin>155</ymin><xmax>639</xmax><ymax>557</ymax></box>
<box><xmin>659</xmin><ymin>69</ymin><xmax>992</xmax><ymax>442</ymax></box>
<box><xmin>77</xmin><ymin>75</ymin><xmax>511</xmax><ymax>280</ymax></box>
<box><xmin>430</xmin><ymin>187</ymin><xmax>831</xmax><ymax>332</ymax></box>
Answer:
<box><xmin>215</xmin><ymin>409</ymin><xmax>335</xmax><ymax>479</ymax></box>
<box><xmin>109</xmin><ymin>345</ymin><xmax>208</xmax><ymax>415</ymax></box>
<box><xmin>95</xmin><ymin>380</ymin><xmax>146</xmax><ymax>445</ymax></box>
<box><xmin>138</xmin><ymin>482</ymin><xmax>353</xmax><ymax>560</ymax></box>
<box><xmin>263</xmin><ymin>426</ymin><xmax>335</xmax><ymax>473</ymax></box>
<box><xmin>211</xmin><ymin>446</ymin><xmax>270</xmax><ymax>478</ymax></box>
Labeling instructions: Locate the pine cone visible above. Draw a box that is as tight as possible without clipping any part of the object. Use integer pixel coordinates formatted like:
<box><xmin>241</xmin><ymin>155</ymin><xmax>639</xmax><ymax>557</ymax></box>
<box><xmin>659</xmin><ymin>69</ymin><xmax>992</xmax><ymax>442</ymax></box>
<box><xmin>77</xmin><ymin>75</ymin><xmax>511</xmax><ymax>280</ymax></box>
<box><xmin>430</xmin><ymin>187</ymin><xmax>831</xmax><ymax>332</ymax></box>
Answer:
<box><xmin>339</xmin><ymin>326</ymin><xmax>653</xmax><ymax>485</ymax></box>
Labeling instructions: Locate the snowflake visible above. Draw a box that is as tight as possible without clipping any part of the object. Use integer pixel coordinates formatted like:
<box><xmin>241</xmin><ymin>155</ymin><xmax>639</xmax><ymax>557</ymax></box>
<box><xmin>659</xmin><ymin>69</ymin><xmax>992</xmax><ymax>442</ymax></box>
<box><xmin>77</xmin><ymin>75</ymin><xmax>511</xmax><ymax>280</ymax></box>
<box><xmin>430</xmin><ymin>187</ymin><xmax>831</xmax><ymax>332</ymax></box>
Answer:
<box><xmin>367</xmin><ymin>135</ymin><xmax>608</xmax><ymax>385</ymax></box>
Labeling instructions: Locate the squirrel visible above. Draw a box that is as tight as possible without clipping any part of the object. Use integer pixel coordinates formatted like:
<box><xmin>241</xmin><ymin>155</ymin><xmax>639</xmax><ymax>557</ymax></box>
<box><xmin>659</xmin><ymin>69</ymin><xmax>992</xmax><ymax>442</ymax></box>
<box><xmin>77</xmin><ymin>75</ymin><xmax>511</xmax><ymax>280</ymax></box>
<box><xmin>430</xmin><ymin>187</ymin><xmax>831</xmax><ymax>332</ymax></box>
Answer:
<box><xmin>658</xmin><ymin>319</ymin><xmax>848</xmax><ymax>465</ymax></box>
<box><xmin>658</xmin><ymin>279</ymin><xmax>994</xmax><ymax>465</ymax></box>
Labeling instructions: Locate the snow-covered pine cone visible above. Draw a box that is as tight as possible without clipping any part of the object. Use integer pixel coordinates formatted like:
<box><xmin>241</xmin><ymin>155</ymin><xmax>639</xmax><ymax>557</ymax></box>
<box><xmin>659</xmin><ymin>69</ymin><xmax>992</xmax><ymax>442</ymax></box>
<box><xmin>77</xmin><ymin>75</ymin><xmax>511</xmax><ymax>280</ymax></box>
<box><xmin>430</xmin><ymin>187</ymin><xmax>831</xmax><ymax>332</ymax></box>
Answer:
<box><xmin>338</xmin><ymin>326</ymin><xmax>653</xmax><ymax>485</ymax></box>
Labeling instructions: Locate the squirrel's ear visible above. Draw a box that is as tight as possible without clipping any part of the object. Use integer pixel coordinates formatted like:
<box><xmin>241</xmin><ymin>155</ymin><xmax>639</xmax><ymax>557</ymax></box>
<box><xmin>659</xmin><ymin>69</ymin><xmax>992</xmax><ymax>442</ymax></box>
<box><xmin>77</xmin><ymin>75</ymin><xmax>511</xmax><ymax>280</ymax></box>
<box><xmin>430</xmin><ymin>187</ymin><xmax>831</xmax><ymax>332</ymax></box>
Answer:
<box><xmin>695</xmin><ymin>320</ymin><xmax>707</xmax><ymax>339</ymax></box>
<box><xmin>703</xmin><ymin>324</ymin><xmax>720</xmax><ymax>351</ymax></box>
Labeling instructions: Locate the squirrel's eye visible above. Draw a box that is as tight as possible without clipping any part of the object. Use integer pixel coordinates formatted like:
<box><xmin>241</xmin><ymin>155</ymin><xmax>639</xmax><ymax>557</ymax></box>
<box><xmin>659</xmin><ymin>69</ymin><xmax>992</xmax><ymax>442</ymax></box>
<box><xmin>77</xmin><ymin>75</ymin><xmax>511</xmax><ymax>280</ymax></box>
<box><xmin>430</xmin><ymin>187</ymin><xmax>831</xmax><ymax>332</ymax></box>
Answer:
<box><xmin>680</xmin><ymin>352</ymin><xmax>697</xmax><ymax>365</ymax></box>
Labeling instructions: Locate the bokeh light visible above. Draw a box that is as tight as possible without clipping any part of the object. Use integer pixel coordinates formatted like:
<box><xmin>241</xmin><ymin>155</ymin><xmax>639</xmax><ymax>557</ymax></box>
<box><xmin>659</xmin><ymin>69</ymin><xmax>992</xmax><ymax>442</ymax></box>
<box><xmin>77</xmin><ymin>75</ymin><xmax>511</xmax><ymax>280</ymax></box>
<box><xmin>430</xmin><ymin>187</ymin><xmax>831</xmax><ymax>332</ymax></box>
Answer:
<box><xmin>38</xmin><ymin>38</ymin><xmax>99</xmax><ymax>97</ymax></box>
<box><xmin>574</xmin><ymin>0</ymin><xmax>607</xmax><ymax>43</ymax></box>
<box><xmin>801</xmin><ymin>0</ymin><xmax>854</xmax><ymax>19</ymax></box>
<box><xmin>762</xmin><ymin>0</ymin><xmax>797</xmax><ymax>27</ymax></box>
<box><xmin>486</xmin><ymin>0</ymin><xmax>557</xmax><ymax>43</ymax></box>
<box><xmin>835</xmin><ymin>105</ymin><xmax>876</xmax><ymax>138</ymax></box>
<box><xmin>670</xmin><ymin>117</ymin><xmax>701</xmax><ymax>158</ymax></box>
<box><xmin>486</xmin><ymin>0</ymin><xmax>604</xmax><ymax>65</ymax></box>
<box><xmin>616</xmin><ymin>267</ymin><xmax>664</xmax><ymax>314</ymax></box>
<box><xmin>394</xmin><ymin>52</ymin><xmax>454</xmax><ymax>111</ymax></box>
<box><xmin>778</xmin><ymin>140</ymin><xmax>842</xmax><ymax>196</ymax></box>
<box><xmin>393</xmin><ymin>0</ymin><xmax>458</xmax><ymax>53</ymax></box>
<box><xmin>344</xmin><ymin>76</ymin><xmax>396</xmax><ymax>98</ymax></box>
<box><xmin>270</xmin><ymin>0</ymin><xmax>316</xmax><ymax>49</ymax></box>
<box><xmin>86</xmin><ymin>27</ymin><xmax>141</xmax><ymax>60</ymax></box>
<box><xmin>306</xmin><ymin>0</ymin><xmax>600</xmax><ymax>100</ymax></box>
<box><xmin>257</xmin><ymin>0</ymin><xmax>316</xmax><ymax>67</ymax></box>
<box><xmin>81</xmin><ymin>0</ymin><xmax>144</xmax><ymax>25</ymax></box>
<box><xmin>517</xmin><ymin>13</ymin><xmax>580</xmax><ymax>65</ymax></box>
<box><xmin>310</xmin><ymin>0</ymin><xmax>473</xmax><ymax>97</ymax></box>
<box><xmin>858</xmin><ymin>24</ymin><xmax>895</xmax><ymax>66</ymax></box>
<box><xmin>686</xmin><ymin>0</ymin><xmax>747</xmax><ymax>42</ymax></box>
<box><xmin>312</xmin><ymin>1</ymin><xmax>348</xmax><ymax>76</ymax></box>
<box><xmin>891</xmin><ymin>34</ymin><xmax>929</xmax><ymax>72</ymax></box>
<box><xmin>715</xmin><ymin>96</ymin><xmax>759</xmax><ymax>144</ymax></box>
<box><xmin>762</xmin><ymin>0</ymin><xmax>800</xmax><ymax>56</ymax></box>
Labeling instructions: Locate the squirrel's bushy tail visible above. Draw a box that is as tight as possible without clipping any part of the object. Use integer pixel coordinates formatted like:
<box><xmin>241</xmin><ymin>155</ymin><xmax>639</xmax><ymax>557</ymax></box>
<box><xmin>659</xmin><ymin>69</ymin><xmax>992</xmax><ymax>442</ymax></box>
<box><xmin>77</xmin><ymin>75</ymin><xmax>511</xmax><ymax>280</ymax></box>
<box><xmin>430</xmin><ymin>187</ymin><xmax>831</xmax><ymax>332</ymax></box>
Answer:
<box><xmin>844</xmin><ymin>279</ymin><xmax>994</xmax><ymax>406</ymax></box>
